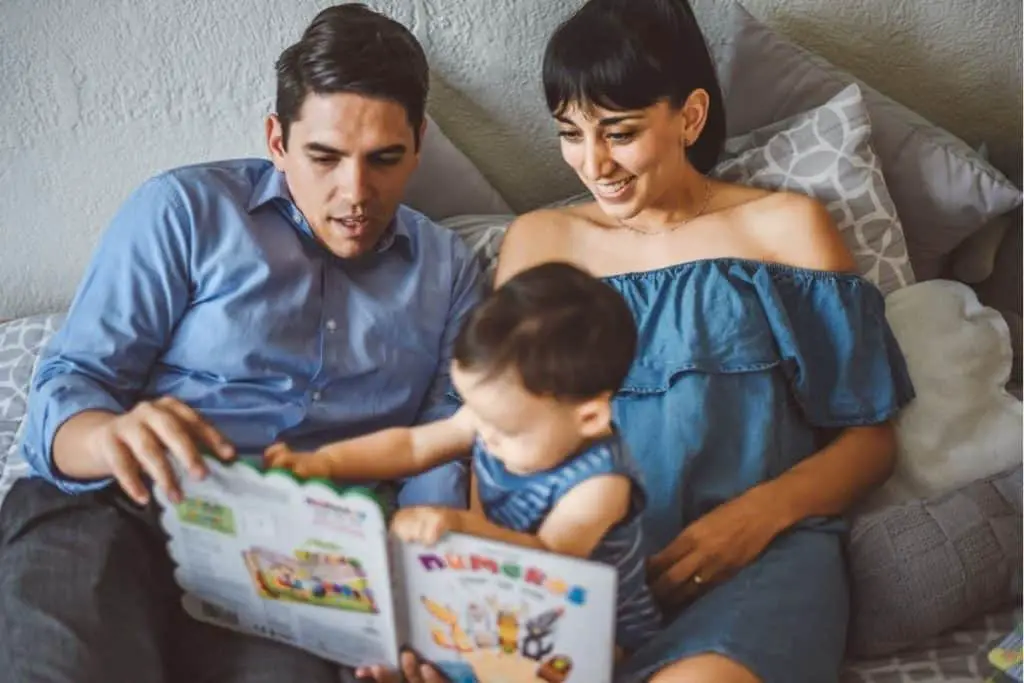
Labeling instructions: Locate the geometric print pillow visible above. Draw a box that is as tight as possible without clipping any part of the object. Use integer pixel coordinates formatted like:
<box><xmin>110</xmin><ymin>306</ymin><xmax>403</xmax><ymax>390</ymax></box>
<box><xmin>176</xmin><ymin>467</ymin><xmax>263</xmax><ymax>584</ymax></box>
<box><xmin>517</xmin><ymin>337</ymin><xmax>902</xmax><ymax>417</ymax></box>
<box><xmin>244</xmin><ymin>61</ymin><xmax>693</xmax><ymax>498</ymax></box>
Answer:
<box><xmin>714</xmin><ymin>83</ymin><xmax>916</xmax><ymax>295</ymax></box>
<box><xmin>0</xmin><ymin>313</ymin><xmax>64</xmax><ymax>507</ymax></box>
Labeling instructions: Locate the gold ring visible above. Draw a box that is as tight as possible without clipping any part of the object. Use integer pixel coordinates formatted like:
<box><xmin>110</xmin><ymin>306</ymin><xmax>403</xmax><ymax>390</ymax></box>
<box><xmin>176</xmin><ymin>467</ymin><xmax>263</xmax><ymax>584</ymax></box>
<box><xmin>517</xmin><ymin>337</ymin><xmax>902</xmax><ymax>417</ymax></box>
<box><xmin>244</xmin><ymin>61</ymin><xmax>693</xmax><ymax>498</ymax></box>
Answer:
<box><xmin>692</xmin><ymin>574</ymin><xmax>704</xmax><ymax>585</ymax></box>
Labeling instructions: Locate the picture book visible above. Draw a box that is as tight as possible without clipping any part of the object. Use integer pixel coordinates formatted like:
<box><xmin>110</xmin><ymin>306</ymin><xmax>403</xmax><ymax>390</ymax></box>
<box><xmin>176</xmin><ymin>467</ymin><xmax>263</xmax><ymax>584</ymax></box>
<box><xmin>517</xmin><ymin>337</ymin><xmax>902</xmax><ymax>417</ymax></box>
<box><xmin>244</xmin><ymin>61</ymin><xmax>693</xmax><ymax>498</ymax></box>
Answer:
<box><xmin>987</xmin><ymin>623</ymin><xmax>1023</xmax><ymax>683</ymax></box>
<box><xmin>154</xmin><ymin>456</ymin><xmax>618</xmax><ymax>683</ymax></box>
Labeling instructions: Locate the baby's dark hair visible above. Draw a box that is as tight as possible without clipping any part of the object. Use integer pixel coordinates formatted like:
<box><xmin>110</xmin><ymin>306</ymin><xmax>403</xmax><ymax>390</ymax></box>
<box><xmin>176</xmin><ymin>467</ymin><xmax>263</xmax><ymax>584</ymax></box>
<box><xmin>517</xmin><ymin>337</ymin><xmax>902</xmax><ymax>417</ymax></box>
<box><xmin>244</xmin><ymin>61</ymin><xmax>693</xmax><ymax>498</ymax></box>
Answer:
<box><xmin>453</xmin><ymin>262</ymin><xmax>637</xmax><ymax>401</ymax></box>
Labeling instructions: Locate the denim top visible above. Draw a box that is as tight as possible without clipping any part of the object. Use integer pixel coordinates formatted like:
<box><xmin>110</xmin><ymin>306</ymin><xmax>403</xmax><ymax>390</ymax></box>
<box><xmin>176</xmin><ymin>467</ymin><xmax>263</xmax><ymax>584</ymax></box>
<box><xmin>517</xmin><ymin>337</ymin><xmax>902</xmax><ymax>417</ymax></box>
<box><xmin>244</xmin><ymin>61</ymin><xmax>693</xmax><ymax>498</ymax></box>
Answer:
<box><xmin>603</xmin><ymin>259</ymin><xmax>915</xmax><ymax>551</ymax></box>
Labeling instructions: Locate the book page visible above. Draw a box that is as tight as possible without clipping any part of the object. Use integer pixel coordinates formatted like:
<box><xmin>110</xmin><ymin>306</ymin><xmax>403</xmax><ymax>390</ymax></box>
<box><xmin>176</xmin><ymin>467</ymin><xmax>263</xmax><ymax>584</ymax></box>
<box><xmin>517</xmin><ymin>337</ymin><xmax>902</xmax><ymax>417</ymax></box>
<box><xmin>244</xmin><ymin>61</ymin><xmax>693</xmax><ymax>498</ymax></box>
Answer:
<box><xmin>155</xmin><ymin>456</ymin><xmax>400</xmax><ymax>669</ymax></box>
<box><xmin>393</xmin><ymin>532</ymin><xmax>617</xmax><ymax>683</ymax></box>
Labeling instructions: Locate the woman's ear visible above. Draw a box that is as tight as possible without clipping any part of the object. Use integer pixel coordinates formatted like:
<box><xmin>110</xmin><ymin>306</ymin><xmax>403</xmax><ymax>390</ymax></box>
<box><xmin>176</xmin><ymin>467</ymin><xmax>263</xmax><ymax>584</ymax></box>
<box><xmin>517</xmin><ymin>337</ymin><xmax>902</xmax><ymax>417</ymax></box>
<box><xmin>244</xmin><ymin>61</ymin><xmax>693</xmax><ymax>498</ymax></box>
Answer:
<box><xmin>680</xmin><ymin>88</ymin><xmax>711</xmax><ymax>149</ymax></box>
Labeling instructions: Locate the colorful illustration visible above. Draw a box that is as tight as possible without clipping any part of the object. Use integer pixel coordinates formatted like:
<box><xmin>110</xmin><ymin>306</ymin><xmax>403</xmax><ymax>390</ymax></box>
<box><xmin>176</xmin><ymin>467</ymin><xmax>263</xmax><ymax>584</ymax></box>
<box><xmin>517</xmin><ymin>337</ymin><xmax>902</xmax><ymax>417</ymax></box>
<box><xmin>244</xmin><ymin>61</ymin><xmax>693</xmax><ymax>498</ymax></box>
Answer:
<box><xmin>537</xmin><ymin>655</ymin><xmax>574</xmax><ymax>683</ymax></box>
<box><xmin>176</xmin><ymin>497</ymin><xmax>236</xmax><ymax>535</ymax></box>
<box><xmin>488</xmin><ymin>597</ymin><xmax>526</xmax><ymax>655</ymax></box>
<box><xmin>418</xmin><ymin>593</ymin><xmax>579</xmax><ymax>683</ymax></box>
<box><xmin>243</xmin><ymin>545</ymin><xmax>378</xmax><ymax>613</ymax></box>
<box><xmin>422</xmin><ymin>596</ymin><xmax>474</xmax><ymax>652</ymax></box>
<box><xmin>465</xmin><ymin>602</ymin><xmax>498</xmax><ymax>649</ymax></box>
<box><xmin>988</xmin><ymin>623</ymin><xmax>1023</xmax><ymax>682</ymax></box>
<box><xmin>522</xmin><ymin>608</ymin><xmax>565</xmax><ymax>661</ymax></box>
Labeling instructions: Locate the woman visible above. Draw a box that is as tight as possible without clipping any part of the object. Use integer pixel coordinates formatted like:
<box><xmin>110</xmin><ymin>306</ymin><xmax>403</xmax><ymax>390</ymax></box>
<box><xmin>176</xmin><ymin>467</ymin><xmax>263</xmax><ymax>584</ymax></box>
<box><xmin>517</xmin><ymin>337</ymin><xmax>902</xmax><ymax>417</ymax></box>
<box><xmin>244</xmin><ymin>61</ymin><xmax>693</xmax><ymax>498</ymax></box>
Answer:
<box><xmin>493</xmin><ymin>1</ymin><xmax>913</xmax><ymax>682</ymax></box>
<box><xmin>369</xmin><ymin>1</ymin><xmax>913</xmax><ymax>682</ymax></box>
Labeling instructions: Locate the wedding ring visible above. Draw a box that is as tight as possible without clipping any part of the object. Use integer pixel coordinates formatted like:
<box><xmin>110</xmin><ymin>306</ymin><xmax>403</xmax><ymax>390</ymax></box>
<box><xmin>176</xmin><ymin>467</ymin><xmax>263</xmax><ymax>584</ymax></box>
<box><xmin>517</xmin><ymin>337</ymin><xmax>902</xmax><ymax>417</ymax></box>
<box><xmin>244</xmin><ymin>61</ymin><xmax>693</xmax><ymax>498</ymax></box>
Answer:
<box><xmin>692</xmin><ymin>574</ymin><xmax>704</xmax><ymax>585</ymax></box>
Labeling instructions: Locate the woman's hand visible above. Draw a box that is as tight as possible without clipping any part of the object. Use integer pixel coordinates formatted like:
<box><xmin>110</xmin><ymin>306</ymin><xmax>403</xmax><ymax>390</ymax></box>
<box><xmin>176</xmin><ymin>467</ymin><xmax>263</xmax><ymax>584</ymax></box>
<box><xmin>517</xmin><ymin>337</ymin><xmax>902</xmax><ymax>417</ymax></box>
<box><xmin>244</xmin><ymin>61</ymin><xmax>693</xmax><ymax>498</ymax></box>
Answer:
<box><xmin>648</xmin><ymin>487</ymin><xmax>787</xmax><ymax>607</ymax></box>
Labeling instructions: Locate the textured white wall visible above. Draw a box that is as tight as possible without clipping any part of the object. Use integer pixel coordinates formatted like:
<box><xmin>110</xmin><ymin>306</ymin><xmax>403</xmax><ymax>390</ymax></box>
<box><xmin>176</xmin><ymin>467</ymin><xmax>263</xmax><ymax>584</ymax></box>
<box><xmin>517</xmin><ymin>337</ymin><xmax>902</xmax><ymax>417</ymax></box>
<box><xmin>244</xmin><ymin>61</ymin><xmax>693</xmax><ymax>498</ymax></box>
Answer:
<box><xmin>1</xmin><ymin>0</ymin><xmax>1020</xmax><ymax>318</ymax></box>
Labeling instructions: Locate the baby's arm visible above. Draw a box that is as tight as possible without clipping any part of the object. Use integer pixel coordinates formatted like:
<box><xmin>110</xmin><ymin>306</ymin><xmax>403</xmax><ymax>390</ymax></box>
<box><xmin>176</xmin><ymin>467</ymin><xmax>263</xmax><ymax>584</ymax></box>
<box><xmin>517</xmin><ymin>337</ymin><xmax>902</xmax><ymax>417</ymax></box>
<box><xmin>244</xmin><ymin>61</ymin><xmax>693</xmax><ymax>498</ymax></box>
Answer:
<box><xmin>264</xmin><ymin>409</ymin><xmax>476</xmax><ymax>481</ymax></box>
<box><xmin>394</xmin><ymin>474</ymin><xmax>632</xmax><ymax>559</ymax></box>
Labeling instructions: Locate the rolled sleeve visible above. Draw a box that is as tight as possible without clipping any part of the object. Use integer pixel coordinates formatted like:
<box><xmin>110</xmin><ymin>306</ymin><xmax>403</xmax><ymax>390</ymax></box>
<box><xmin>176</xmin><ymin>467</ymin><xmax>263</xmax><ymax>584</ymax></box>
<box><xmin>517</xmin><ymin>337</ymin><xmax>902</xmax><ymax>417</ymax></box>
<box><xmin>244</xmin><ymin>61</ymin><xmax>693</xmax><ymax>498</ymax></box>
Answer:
<box><xmin>20</xmin><ymin>373</ymin><xmax>124</xmax><ymax>494</ymax></box>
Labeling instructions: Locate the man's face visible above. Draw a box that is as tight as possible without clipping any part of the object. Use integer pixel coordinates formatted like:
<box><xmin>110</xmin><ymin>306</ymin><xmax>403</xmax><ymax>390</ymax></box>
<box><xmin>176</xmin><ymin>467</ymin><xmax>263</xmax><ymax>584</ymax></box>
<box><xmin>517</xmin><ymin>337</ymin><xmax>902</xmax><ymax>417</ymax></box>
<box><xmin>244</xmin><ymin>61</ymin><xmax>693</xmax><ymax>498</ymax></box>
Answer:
<box><xmin>266</xmin><ymin>92</ymin><xmax>422</xmax><ymax>259</ymax></box>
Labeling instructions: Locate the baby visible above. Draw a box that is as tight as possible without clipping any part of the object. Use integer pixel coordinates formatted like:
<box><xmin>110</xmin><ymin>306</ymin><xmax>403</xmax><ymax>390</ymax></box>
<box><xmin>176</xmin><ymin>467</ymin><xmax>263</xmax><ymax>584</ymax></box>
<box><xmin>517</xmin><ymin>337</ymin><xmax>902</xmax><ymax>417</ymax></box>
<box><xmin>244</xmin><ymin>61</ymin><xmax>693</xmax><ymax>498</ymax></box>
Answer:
<box><xmin>265</xmin><ymin>261</ymin><xmax>662</xmax><ymax>652</ymax></box>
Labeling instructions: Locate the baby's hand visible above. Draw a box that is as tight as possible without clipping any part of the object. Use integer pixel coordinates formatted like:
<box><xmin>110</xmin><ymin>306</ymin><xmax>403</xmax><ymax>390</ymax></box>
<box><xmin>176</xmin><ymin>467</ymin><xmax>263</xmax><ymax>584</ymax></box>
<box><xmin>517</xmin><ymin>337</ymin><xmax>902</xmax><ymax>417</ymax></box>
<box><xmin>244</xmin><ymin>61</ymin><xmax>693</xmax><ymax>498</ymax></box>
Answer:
<box><xmin>391</xmin><ymin>507</ymin><xmax>462</xmax><ymax>546</ymax></box>
<box><xmin>263</xmin><ymin>442</ymin><xmax>331</xmax><ymax>479</ymax></box>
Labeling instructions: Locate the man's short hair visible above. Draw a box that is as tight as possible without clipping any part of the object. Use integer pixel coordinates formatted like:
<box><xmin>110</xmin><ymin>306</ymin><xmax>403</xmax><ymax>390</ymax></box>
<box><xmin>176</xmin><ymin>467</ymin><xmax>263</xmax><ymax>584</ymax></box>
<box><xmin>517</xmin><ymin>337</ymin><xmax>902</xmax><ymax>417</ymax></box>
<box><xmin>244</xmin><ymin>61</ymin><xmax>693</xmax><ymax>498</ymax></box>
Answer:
<box><xmin>275</xmin><ymin>4</ymin><xmax>429</xmax><ymax>149</ymax></box>
<box><xmin>453</xmin><ymin>262</ymin><xmax>638</xmax><ymax>401</ymax></box>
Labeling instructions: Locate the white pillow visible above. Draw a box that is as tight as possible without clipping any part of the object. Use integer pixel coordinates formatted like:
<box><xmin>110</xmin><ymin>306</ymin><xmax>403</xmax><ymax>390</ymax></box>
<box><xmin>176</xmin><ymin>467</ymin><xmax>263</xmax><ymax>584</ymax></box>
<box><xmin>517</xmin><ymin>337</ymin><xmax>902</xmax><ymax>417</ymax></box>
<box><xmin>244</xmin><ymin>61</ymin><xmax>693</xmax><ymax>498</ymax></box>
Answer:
<box><xmin>864</xmin><ymin>280</ymin><xmax>1023</xmax><ymax>510</ymax></box>
<box><xmin>440</xmin><ymin>214</ymin><xmax>514</xmax><ymax>283</ymax></box>
<box><xmin>402</xmin><ymin>116</ymin><xmax>513</xmax><ymax>220</ymax></box>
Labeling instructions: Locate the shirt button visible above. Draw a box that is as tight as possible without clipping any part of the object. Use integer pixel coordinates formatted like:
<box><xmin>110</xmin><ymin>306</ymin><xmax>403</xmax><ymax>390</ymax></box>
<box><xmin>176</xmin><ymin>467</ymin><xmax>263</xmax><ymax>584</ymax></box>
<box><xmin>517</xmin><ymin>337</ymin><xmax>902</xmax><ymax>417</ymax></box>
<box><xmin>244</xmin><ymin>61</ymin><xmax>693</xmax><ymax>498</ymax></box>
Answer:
<box><xmin>311</xmin><ymin>391</ymin><xmax>322</xmax><ymax>402</ymax></box>
<box><xmin>325</xmin><ymin>319</ymin><xmax>337</xmax><ymax>332</ymax></box>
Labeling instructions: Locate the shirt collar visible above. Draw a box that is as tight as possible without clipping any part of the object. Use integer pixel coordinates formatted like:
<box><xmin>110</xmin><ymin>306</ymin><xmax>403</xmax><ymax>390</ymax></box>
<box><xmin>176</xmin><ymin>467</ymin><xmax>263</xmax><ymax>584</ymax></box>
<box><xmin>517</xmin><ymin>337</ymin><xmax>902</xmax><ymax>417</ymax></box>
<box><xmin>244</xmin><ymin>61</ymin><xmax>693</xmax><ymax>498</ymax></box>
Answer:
<box><xmin>248</xmin><ymin>165</ymin><xmax>412</xmax><ymax>258</ymax></box>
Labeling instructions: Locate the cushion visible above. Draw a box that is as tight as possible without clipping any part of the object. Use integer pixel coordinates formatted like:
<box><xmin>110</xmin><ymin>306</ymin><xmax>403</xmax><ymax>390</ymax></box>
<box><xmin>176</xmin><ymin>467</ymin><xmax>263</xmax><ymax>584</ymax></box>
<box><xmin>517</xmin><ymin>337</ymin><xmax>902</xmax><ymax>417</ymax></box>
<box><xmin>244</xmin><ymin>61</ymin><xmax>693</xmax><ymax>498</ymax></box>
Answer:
<box><xmin>439</xmin><ymin>214</ymin><xmax>514</xmax><ymax>283</ymax></box>
<box><xmin>0</xmin><ymin>313</ymin><xmax>63</xmax><ymax>506</ymax></box>
<box><xmin>401</xmin><ymin>116</ymin><xmax>513</xmax><ymax>220</ymax></box>
<box><xmin>715</xmin><ymin>2</ymin><xmax>1023</xmax><ymax>281</ymax></box>
<box><xmin>714</xmin><ymin>83</ymin><xmax>914</xmax><ymax>295</ymax></box>
<box><xmin>862</xmin><ymin>280</ymin><xmax>1023</xmax><ymax>510</ymax></box>
<box><xmin>848</xmin><ymin>465</ymin><xmax>1022</xmax><ymax>658</ymax></box>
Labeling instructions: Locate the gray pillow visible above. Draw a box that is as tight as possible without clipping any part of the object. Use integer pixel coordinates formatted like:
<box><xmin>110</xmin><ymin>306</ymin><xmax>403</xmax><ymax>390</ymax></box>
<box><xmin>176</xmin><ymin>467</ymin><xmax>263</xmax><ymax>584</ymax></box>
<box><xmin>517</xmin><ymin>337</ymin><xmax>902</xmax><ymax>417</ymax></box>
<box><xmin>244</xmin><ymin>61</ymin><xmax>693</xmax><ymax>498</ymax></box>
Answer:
<box><xmin>714</xmin><ymin>83</ymin><xmax>914</xmax><ymax>295</ymax></box>
<box><xmin>401</xmin><ymin>116</ymin><xmax>513</xmax><ymax>221</ymax></box>
<box><xmin>715</xmin><ymin>2</ymin><xmax>1023</xmax><ymax>281</ymax></box>
<box><xmin>847</xmin><ymin>465</ymin><xmax>1023</xmax><ymax>658</ymax></box>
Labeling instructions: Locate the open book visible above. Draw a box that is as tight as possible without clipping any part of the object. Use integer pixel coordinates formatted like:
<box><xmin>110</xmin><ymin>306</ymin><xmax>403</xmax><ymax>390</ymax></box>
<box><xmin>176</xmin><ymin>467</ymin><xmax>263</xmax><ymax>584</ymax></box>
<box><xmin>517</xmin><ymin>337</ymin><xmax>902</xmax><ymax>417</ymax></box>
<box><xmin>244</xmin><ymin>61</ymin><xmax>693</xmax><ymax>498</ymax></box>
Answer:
<box><xmin>154</xmin><ymin>456</ymin><xmax>617</xmax><ymax>683</ymax></box>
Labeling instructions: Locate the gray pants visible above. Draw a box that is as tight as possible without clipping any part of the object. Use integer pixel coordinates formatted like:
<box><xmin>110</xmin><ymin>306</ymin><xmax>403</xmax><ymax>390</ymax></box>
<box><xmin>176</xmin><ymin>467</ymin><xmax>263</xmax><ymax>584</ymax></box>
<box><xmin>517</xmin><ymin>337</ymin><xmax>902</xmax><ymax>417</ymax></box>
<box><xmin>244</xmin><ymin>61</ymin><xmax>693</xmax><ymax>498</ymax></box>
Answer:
<box><xmin>0</xmin><ymin>477</ymin><xmax>360</xmax><ymax>683</ymax></box>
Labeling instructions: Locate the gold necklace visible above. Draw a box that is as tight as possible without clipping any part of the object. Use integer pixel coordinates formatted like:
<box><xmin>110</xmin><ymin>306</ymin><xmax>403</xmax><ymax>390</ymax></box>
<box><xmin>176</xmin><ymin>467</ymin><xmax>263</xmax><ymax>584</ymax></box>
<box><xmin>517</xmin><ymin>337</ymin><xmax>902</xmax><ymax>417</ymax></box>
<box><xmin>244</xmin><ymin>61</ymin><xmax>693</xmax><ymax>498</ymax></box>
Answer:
<box><xmin>616</xmin><ymin>179</ymin><xmax>713</xmax><ymax>236</ymax></box>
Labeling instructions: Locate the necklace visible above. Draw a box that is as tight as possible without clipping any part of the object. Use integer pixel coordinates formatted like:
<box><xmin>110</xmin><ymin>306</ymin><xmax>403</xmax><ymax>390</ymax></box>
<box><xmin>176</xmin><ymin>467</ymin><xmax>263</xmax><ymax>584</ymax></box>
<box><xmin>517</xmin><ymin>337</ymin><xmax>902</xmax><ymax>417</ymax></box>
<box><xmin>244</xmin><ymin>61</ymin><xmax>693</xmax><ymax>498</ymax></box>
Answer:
<box><xmin>616</xmin><ymin>179</ymin><xmax>713</xmax><ymax>236</ymax></box>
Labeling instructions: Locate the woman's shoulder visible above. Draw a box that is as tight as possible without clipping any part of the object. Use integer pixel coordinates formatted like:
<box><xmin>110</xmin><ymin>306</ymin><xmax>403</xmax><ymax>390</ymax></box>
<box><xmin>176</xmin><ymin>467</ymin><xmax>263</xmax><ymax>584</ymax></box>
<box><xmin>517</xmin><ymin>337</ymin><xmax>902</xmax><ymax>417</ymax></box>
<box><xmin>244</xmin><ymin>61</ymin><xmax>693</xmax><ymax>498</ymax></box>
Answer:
<box><xmin>724</xmin><ymin>188</ymin><xmax>856</xmax><ymax>274</ymax></box>
<box><xmin>494</xmin><ymin>203</ymin><xmax>599</xmax><ymax>284</ymax></box>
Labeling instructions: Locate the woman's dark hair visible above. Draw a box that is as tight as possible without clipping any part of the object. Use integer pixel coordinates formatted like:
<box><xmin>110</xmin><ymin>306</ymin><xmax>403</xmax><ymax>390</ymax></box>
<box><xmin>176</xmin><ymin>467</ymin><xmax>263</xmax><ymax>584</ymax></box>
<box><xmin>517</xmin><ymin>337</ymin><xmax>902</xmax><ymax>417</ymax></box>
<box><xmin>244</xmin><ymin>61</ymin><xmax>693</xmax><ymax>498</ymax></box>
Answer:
<box><xmin>453</xmin><ymin>262</ymin><xmax>638</xmax><ymax>402</ymax></box>
<box><xmin>543</xmin><ymin>0</ymin><xmax>725</xmax><ymax>173</ymax></box>
<box><xmin>275</xmin><ymin>4</ymin><xmax>428</xmax><ymax>150</ymax></box>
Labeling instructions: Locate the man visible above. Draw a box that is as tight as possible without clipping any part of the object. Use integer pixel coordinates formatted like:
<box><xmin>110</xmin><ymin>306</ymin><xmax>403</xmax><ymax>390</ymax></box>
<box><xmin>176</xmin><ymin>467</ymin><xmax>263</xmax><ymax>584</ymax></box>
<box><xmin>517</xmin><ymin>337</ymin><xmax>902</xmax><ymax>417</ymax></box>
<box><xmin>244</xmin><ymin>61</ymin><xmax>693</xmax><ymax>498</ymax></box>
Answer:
<box><xmin>0</xmin><ymin>5</ymin><xmax>472</xmax><ymax>683</ymax></box>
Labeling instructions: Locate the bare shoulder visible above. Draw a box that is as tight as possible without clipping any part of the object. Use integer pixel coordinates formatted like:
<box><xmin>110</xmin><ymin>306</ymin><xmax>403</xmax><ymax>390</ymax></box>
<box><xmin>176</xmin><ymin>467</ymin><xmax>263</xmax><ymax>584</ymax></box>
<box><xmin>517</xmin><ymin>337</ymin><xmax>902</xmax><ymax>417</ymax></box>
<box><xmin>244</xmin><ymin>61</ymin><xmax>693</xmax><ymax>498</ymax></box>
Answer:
<box><xmin>494</xmin><ymin>205</ymin><xmax>586</xmax><ymax>285</ymax></box>
<box><xmin>742</xmin><ymin>191</ymin><xmax>857</xmax><ymax>273</ymax></box>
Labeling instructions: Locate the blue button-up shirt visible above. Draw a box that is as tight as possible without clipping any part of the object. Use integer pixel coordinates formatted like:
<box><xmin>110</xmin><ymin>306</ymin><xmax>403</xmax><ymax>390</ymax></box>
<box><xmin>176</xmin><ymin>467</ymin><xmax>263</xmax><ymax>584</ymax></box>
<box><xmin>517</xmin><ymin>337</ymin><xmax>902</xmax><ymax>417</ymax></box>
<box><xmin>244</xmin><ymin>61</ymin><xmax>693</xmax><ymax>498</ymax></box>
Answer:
<box><xmin>20</xmin><ymin>159</ymin><xmax>483</xmax><ymax>505</ymax></box>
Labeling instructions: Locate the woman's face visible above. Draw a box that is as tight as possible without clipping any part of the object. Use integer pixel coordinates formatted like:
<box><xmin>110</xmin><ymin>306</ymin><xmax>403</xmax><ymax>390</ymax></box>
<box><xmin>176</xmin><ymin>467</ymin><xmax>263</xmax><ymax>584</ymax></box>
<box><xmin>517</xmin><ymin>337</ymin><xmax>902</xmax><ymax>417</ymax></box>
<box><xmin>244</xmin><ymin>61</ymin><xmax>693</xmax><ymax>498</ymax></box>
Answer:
<box><xmin>555</xmin><ymin>97</ymin><xmax>701</xmax><ymax>221</ymax></box>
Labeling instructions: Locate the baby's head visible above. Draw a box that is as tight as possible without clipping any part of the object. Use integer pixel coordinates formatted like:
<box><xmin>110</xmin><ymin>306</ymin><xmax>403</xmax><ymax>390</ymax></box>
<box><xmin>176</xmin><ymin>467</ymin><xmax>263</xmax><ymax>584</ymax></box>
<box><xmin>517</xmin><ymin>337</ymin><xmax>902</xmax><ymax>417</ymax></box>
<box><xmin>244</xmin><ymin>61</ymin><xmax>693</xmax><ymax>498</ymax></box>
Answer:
<box><xmin>452</xmin><ymin>262</ymin><xmax>637</xmax><ymax>474</ymax></box>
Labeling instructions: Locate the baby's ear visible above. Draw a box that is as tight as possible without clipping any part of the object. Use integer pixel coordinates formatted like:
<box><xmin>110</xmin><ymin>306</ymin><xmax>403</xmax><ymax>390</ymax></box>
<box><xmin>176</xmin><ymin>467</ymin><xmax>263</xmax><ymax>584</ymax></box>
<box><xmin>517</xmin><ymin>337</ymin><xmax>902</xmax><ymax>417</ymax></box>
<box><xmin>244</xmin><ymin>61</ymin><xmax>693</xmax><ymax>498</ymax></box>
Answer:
<box><xmin>575</xmin><ymin>393</ymin><xmax>613</xmax><ymax>438</ymax></box>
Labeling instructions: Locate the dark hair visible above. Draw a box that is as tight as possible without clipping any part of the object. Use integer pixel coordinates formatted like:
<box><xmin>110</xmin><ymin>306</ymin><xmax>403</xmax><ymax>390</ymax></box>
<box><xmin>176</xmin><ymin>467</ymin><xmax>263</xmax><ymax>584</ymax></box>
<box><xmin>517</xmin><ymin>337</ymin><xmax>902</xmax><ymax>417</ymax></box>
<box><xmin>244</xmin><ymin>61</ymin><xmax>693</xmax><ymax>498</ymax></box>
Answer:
<box><xmin>542</xmin><ymin>0</ymin><xmax>725</xmax><ymax>173</ymax></box>
<box><xmin>453</xmin><ymin>262</ymin><xmax>637</xmax><ymax>402</ymax></box>
<box><xmin>275</xmin><ymin>4</ymin><xmax>428</xmax><ymax>150</ymax></box>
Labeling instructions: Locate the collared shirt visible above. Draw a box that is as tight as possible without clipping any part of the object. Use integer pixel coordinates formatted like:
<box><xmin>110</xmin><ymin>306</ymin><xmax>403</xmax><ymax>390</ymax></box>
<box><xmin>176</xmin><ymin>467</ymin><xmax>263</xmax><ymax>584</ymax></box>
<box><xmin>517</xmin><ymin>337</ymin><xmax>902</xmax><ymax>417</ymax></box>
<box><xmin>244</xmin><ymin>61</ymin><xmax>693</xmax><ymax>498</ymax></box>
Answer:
<box><xmin>21</xmin><ymin>158</ymin><xmax>483</xmax><ymax>495</ymax></box>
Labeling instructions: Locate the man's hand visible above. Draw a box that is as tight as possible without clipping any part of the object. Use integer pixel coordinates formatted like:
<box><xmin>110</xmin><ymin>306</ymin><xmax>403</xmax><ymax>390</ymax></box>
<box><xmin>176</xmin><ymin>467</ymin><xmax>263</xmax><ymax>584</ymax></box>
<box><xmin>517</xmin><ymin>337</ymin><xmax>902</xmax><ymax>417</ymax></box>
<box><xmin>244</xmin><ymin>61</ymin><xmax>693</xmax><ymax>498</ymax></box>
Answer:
<box><xmin>355</xmin><ymin>649</ymin><xmax>451</xmax><ymax>683</ymax></box>
<box><xmin>66</xmin><ymin>397</ymin><xmax>234</xmax><ymax>506</ymax></box>
<box><xmin>390</xmin><ymin>506</ymin><xmax>462</xmax><ymax>546</ymax></box>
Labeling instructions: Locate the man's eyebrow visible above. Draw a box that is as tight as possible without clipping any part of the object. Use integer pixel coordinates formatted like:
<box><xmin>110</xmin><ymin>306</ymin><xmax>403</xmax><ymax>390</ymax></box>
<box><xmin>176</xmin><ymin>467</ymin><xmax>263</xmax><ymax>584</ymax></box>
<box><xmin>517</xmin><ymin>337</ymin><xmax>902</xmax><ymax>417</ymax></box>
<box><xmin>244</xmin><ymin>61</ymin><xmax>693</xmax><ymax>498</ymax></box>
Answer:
<box><xmin>302</xmin><ymin>142</ymin><xmax>408</xmax><ymax>156</ymax></box>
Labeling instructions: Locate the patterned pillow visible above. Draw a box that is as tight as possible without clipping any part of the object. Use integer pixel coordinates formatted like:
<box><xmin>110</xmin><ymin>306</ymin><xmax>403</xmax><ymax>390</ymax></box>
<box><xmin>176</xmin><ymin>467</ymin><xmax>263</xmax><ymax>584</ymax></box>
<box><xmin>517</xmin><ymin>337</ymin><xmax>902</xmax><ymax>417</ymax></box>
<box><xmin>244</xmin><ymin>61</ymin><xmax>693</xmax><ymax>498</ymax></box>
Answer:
<box><xmin>0</xmin><ymin>313</ymin><xmax>64</xmax><ymax>505</ymax></box>
<box><xmin>714</xmin><ymin>83</ymin><xmax>915</xmax><ymax>295</ymax></box>
<box><xmin>848</xmin><ymin>465</ymin><xmax>1022</xmax><ymax>658</ymax></box>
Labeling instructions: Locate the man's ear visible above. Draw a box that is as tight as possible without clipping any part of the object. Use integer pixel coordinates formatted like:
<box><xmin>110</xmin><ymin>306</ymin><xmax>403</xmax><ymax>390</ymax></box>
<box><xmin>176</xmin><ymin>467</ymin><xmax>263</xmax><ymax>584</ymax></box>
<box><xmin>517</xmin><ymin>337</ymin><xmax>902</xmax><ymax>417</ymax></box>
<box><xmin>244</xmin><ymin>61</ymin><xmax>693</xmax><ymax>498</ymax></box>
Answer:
<box><xmin>574</xmin><ymin>394</ymin><xmax>613</xmax><ymax>440</ymax></box>
<box><xmin>265</xmin><ymin>114</ymin><xmax>287</xmax><ymax>170</ymax></box>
